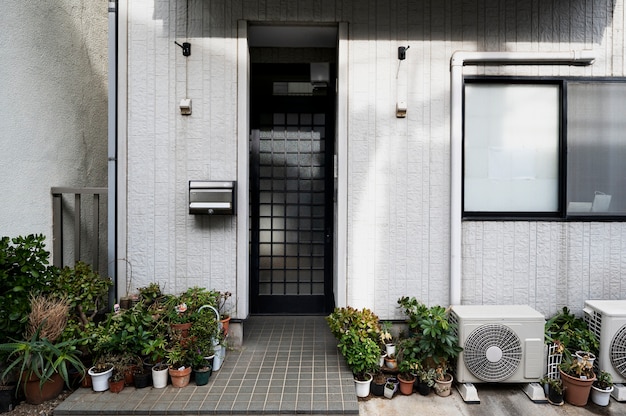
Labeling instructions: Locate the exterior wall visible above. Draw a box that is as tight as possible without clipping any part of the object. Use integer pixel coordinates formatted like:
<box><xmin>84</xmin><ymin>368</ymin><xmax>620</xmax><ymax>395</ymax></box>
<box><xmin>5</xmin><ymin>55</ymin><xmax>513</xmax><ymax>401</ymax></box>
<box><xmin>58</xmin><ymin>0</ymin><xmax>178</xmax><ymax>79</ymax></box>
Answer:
<box><xmin>0</xmin><ymin>2</ymin><xmax>108</xmax><ymax>243</ymax></box>
<box><xmin>124</xmin><ymin>0</ymin><xmax>624</xmax><ymax>319</ymax></box>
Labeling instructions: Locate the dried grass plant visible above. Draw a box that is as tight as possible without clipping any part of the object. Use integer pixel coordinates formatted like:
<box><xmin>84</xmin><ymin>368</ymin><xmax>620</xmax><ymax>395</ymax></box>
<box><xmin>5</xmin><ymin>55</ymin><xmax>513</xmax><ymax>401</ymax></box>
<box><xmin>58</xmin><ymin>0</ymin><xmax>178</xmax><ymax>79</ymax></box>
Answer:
<box><xmin>25</xmin><ymin>295</ymin><xmax>70</xmax><ymax>342</ymax></box>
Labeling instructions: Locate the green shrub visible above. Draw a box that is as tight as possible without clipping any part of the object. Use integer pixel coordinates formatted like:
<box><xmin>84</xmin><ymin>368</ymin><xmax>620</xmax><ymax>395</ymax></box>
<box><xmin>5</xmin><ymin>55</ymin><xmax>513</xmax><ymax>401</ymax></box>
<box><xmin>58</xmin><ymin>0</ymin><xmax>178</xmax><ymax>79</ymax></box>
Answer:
<box><xmin>0</xmin><ymin>235</ymin><xmax>59</xmax><ymax>342</ymax></box>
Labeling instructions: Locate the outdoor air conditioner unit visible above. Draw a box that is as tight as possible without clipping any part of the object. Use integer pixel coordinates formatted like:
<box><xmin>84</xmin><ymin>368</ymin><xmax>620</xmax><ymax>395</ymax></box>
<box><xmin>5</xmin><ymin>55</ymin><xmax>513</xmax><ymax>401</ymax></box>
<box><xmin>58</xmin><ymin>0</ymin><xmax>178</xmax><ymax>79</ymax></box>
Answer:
<box><xmin>583</xmin><ymin>300</ymin><xmax>626</xmax><ymax>401</ymax></box>
<box><xmin>450</xmin><ymin>305</ymin><xmax>545</xmax><ymax>386</ymax></box>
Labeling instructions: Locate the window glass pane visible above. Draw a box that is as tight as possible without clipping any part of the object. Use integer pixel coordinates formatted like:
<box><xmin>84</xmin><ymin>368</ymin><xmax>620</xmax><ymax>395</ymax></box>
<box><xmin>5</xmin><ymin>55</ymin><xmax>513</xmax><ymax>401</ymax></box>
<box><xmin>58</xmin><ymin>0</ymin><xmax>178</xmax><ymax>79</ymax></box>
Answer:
<box><xmin>464</xmin><ymin>84</ymin><xmax>560</xmax><ymax>212</ymax></box>
<box><xmin>567</xmin><ymin>82</ymin><xmax>626</xmax><ymax>215</ymax></box>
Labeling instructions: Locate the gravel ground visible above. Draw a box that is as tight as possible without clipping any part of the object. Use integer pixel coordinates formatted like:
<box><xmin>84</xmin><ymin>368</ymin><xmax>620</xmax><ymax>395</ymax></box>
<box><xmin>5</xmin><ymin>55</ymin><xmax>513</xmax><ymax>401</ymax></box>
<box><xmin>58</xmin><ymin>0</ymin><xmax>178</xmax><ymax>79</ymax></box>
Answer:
<box><xmin>3</xmin><ymin>389</ymin><xmax>71</xmax><ymax>416</ymax></box>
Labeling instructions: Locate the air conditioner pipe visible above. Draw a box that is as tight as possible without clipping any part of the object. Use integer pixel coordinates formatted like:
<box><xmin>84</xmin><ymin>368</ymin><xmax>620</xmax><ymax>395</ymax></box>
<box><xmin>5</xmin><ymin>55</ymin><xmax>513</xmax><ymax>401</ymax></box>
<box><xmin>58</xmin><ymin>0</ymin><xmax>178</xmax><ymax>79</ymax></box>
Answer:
<box><xmin>449</xmin><ymin>50</ymin><xmax>596</xmax><ymax>307</ymax></box>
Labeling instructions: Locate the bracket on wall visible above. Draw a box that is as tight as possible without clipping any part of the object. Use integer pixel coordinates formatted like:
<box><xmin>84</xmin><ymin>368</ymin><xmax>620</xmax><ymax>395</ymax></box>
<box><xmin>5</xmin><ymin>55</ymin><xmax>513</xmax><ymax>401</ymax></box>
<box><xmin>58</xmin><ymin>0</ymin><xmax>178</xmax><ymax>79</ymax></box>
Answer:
<box><xmin>174</xmin><ymin>41</ymin><xmax>191</xmax><ymax>57</ymax></box>
<box><xmin>398</xmin><ymin>45</ymin><xmax>410</xmax><ymax>60</ymax></box>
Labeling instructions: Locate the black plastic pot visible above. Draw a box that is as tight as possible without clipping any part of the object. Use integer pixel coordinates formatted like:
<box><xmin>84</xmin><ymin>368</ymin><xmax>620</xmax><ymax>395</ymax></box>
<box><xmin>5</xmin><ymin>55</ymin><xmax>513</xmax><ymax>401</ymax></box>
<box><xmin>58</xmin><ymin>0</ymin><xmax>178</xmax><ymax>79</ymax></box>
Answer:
<box><xmin>0</xmin><ymin>385</ymin><xmax>16</xmax><ymax>413</ymax></box>
<box><xmin>133</xmin><ymin>371</ymin><xmax>152</xmax><ymax>389</ymax></box>
<box><xmin>370</xmin><ymin>381</ymin><xmax>385</xmax><ymax>396</ymax></box>
<box><xmin>416</xmin><ymin>382</ymin><xmax>431</xmax><ymax>396</ymax></box>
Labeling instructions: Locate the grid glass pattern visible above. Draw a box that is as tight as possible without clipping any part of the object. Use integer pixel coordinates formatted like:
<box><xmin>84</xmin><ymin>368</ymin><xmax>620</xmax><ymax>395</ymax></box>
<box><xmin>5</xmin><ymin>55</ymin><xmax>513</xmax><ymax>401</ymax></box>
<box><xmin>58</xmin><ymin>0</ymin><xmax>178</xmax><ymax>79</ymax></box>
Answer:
<box><xmin>257</xmin><ymin>114</ymin><xmax>326</xmax><ymax>297</ymax></box>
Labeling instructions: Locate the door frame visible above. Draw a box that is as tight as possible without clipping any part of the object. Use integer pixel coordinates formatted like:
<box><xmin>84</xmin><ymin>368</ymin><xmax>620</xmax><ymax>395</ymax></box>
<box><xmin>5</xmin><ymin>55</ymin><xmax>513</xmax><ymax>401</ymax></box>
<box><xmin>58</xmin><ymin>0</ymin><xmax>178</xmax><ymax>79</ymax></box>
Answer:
<box><xmin>236</xmin><ymin>21</ymin><xmax>349</xmax><ymax>319</ymax></box>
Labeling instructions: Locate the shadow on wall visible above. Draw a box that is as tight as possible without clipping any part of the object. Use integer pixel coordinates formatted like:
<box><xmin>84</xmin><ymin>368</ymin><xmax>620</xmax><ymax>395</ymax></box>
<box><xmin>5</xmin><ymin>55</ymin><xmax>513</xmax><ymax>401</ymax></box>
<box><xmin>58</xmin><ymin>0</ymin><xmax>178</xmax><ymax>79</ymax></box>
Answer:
<box><xmin>152</xmin><ymin>0</ymin><xmax>615</xmax><ymax>45</ymax></box>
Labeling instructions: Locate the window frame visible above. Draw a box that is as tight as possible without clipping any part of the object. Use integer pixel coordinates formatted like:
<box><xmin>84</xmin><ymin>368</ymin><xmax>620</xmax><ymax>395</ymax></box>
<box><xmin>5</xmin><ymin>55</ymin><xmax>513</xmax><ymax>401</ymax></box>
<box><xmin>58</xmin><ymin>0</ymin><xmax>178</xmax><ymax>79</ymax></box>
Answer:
<box><xmin>462</xmin><ymin>76</ymin><xmax>626</xmax><ymax>222</ymax></box>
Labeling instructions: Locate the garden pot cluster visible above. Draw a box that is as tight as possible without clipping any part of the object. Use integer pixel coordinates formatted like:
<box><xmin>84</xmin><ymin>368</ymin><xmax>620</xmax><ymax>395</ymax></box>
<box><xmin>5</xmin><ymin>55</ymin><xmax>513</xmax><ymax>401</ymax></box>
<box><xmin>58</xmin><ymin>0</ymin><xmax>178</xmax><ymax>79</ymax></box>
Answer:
<box><xmin>543</xmin><ymin>307</ymin><xmax>610</xmax><ymax>408</ymax></box>
<box><xmin>0</xmin><ymin>246</ymin><xmax>233</xmax><ymax>404</ymax></box>
<box><xmin>326</xmin><ymin>297</ymin><xmax>462</xmax><ymax>399</ymax></box>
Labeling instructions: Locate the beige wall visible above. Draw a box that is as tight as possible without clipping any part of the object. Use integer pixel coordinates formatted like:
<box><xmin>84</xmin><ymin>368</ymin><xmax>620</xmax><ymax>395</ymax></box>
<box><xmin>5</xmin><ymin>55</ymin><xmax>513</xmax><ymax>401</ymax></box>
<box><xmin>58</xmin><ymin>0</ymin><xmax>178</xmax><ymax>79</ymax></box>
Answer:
<box><xmin>0</xmin><ymin>2</ymin><xmax>108</xmax><ymax>245</ymax></box>
<box><xmin>124</xmin><ymin>0</ymin><xmax>624</xmax><ymax>318</ymax></box>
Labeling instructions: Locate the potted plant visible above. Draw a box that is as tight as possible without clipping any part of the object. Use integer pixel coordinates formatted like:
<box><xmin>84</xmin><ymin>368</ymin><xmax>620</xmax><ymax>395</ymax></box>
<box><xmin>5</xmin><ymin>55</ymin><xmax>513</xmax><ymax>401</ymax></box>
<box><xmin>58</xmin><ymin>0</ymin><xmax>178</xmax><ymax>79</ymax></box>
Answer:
<box><xmin>0</xmin><ymin>328</ymin><xmax>86</xmax><ymax>404</ymax></box>
<box><xmin>415</xmin><ymin>366</ymin><xmax>436</xmax><ymax>396</ymax></box>
<box><xmin>151</xmin><ymin>362</ymin><xmax>169</xmax><ymax>389</ymax></box>
<box><xmin>132</xmin><ymin>365</ymin><xmax>151</xmax><ymax>389</ymax></box>
<box><xmin>88</xmin><ymin>358</ymin><xmax>114</xmax><ymax>392</ymax></box>
<box><xmin>591</xmin><ymin>370</ymin><xmax>613</xmax><ymax>406</ymax></box>
<box><xmin>384</xmin><ymin>353</ymin><xmax>398</xmax><ymax>370</ymax></box>
<box><xmin>108</xmin><ymin>365</ymin><xmax>125</xmax><ymax>393</ymax></box>
<box><xmin>545</xmin><ymin>307</ymin><xmax>599</xmax><ymax>356</ymax></box>
<box><xmin>216</xmin><ymin>291</ymin><xmax>233</xmax><ymax>335</ymax></box>
<box><xmin>370</xmin><ymin>371</ymin><xmax>386</xmax><ymax>396</ymax></box>
<box><xmin>434</xmin><ymin>364</ymin><xmax>454</xmax><ymax>397</ymax></box>
<box><xmin>541</xmin><ymin>377</ymin><xmax>564</xmax><ymax>405</ymax></box>
<box><xmin>166</xmin><ymin>338</ymin><xmax>192</xmax><ymax>388</ymax></box>
<box><xmin>326</xmin><ymin>307</ymin><xmax>381</xmax><ymax>398</ymax></box>
<box><xmin>398</xmin><ymin>297</ymin><xmax>462</xmax><ymax>380</ymax></box>
<box><xmin>396</xmin><ymin>337</ymin><xmax>419</xmax><ymax>395</ymax></box>
<box><xmin>380</xmin><ymin>321</ymin><xmax>395</xmax><ymax>356</ymax></box>
<box><xmin>383</xmin><ymin>377</ymin><xmax>398</xmax><ymax>399</ymax></box>
<box><xmin>191</xmin><ymin>350</ymin><xmax>212</xmax><ymax>386</ymax></box>
<box><xmin>559</xmin><ymin>351</ymin><xmax>596</xmax><ymax>406</ymax></box>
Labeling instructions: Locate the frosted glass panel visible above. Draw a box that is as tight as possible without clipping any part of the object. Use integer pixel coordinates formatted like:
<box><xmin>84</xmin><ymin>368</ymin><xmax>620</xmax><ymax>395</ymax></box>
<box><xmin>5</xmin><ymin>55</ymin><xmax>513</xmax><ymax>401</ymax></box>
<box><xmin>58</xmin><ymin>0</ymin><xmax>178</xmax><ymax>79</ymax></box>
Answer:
<box><xmin>567</xmin><ymin>82</ymin><xmax>626</xmax><ymax>215</ymax></box>
<box><xmin>464</xmin><ymin>84</ymin><xmax>560</xmax><ymax>212</ymax></box>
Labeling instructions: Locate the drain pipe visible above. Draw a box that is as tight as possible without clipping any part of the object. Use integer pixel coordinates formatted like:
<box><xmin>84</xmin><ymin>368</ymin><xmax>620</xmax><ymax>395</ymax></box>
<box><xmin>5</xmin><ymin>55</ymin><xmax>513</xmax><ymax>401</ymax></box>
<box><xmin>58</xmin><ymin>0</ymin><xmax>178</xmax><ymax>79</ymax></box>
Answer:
<box><xmin>107</xmin><ymin>1</ymin><xmax>118</xmax><ymax>307</ymax></box>
<box><xmin>449</xmin><ymin>50</ymin><xmax>595</xmax><ymax>306</ymax></box>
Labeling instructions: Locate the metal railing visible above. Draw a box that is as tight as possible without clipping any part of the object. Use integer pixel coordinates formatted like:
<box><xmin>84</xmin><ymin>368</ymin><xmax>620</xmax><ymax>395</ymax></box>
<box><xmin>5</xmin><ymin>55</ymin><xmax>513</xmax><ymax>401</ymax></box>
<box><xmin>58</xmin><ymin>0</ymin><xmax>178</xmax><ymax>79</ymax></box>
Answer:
<box><xmin>51</xmin><ymin>187</ymin><xmax>108</xmax><ymax>271</ymax></box>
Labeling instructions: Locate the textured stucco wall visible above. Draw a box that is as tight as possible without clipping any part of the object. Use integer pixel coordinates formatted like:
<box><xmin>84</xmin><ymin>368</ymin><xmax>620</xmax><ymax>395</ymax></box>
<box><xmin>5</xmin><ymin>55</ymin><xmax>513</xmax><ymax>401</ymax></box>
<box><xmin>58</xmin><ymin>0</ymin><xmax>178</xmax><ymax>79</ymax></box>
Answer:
<box><xmin>124</xmin><ymin>0</ymin><xmax>624</xmax><ymax>319</ymax></box>
<box><xmin>0</xmin><ymin>2</ymin><xmax>108</xmax><ymax>245</ymax></box>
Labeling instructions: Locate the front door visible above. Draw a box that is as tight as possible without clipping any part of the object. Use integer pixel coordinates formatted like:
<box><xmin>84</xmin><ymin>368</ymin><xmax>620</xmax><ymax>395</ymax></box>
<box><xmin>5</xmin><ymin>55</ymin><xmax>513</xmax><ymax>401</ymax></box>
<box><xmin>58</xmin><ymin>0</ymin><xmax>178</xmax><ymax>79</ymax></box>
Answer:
<box><xmin>250</xmin><ymin>63</ymin><xmax>335</xmax><ymax>314</ymax></box>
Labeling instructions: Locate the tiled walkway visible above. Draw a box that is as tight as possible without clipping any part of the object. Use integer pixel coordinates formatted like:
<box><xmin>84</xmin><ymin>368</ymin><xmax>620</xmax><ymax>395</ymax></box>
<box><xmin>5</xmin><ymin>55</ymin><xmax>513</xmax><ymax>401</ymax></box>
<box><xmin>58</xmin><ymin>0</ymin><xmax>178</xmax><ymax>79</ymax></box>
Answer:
<box><xmin>54</xmin><ymin>316</ymin><xmax>359</xmax><ymax>415</ymax></box>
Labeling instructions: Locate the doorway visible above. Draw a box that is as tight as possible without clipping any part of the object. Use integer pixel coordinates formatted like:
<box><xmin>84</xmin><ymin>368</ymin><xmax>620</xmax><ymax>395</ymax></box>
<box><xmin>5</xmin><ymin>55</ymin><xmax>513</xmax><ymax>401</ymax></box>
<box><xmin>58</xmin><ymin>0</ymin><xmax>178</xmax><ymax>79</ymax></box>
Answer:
<box><xmin>249</xmin><ymin>58</ymin><xmax>336</xmax><ymax>314</ymax></box>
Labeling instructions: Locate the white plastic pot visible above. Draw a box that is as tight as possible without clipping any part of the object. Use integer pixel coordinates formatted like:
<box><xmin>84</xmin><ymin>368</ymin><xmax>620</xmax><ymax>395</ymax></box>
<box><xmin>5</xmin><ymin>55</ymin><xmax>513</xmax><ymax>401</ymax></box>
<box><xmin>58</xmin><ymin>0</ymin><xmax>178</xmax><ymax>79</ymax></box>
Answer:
<box><xmin>88</xmin><ymin>366</ymin><xmax>113</xmax><ymax>392</ymax></box>
<box><xmin>590</xmin><ymin>385</ymin><xmax>613</xmax><ymax>406</ymax></box>
<box><xmin>152</xmin><ymin>364</ymin><xmax>169</xmax><ymax>389</ymax></box>
<box><xmin>354</xmin><ymin>374</ymin><xmax>372</xmax><ymax>398</ymax></box>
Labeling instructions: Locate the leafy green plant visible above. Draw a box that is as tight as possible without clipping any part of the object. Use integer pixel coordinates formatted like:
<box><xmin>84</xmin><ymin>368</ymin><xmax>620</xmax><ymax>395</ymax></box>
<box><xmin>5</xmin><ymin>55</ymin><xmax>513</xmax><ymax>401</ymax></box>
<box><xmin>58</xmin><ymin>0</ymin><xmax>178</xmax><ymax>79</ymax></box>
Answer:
<box><xmin>397</xmin><ymin>297</ymin><xmax>462</xmax><ymax>370</ymax></box>
<box><xmin>397</xmin><ymin>296</ymin><xmax>429</xmax><ymax>333</ymax></box>
<box><xmin>0</xmin><ymin>235</ymin><xmax>59</xmax><ymax>342</ymax></box>
<box><xmin>417</xmin><ymin>366</ymin><xmax>437</xmax><ymax>387</ymax></box>
<box><xmin>93</xmin><ymin>303</ymin><xmax>157</xmax><ymax>357</ymax></box>
<box><xmin>52</xmin><ymin>261</ymin><xmax>112</xmax><ymax>329</ymax></box>
<box><xmin>190</xmin><ymin>309</ymin><xmax>219</xmax><ymax>356</ymax></box>
<box><xmin>140</xmin><ymin>336</ymin><xmax>167</xmax><ymax>363</ymax></box>
<box><xmin>327</xmin><ymin>307</ymin><xmax>382</xmax><ymax>380</ymax></box>
<box><xmin>545</xmin><ymin>307</ymin><xmax>599</xmax><ymax>355</ymax></box>
<box><xmin>137</xmin><ymin>282</ymin><xmax>163</xmax><ymax>305</ymax></box>
<box><xmin>397</xmin><ymin>336</ymin><xmax>420</xmax><ymax>377</ymax></box>
<box><xmin>326</xmin><ymin>306</ymin><xmax>381</xmax><ymax>344</ymax></box>
<box><xmin>0</xmin><ymin>326</ymin><xmax>85</xmax><ymax>393</ymax></box>
<box><xmin>541</xmin><ymin>376</ymin><xmax>563</xmax><ymax>395</ymax></box>
<box><xmin>559</xmin><ymin>351</ymin><xmax>595</xmax><ymax>379</ymax></box>
<box><xmin>595</xmin><ymin>370</ymin><xmax>613</xmax><ymax>390</ymax></box>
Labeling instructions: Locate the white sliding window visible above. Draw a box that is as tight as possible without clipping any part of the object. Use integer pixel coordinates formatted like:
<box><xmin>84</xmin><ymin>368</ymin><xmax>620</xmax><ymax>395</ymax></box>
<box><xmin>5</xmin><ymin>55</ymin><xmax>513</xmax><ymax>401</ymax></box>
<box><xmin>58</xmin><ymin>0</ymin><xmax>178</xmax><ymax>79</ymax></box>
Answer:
<box><xmin>464</xmin><ymin>83</ymin><xmax>560</xmax><ymax>213</ymax></box>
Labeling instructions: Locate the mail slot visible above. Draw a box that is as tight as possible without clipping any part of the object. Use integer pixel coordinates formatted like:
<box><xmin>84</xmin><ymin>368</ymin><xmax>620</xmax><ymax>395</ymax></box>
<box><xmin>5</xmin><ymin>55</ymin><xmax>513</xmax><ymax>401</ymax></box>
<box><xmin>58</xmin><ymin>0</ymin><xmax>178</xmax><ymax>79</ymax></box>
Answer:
<box><xmin>189</xmin><ymin>181</ymin><xmax>236</xmax><ymax>215</ymax></box>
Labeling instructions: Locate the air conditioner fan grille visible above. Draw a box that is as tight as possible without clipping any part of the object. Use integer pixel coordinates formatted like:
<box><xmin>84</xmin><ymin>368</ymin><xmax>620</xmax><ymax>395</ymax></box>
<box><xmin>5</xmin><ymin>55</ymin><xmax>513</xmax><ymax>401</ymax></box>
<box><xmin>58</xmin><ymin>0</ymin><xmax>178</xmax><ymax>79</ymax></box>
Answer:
<box><xmin>610</xmin><ymin>324</ymin><xmax>626</xmax><ymax>378</ymax></box>
<box><xmin>463</xmin><ymin>324</ymin><xmax>522</xmax><ymax>382</ymax></box>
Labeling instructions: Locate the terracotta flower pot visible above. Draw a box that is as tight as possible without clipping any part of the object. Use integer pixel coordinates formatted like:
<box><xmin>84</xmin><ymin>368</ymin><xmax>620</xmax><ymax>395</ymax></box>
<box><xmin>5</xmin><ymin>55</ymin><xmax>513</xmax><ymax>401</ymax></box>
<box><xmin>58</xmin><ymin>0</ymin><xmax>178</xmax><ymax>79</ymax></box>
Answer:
<box><xmin>220</xmin><ymin>316</ymin><xmax>231</xmax><ymax>336</ymax></box>
<box><xmin>109</xmin><ymin>379</ymin><xmax>124</xmax><ymax>393</ymax></box>
<box><xmin>169</xmin><ymin>366</ymin><xmax>192</xmax><ymax>388</ymax></box>
<box><xmin>171</xmin><ymin>322</ymin><xmax>192</xmax><ymax>338</ymax></box>
<box><xmin>398</xmin><ymin>374</ymin><xmax>415</xmax><ymax>395</ymax></box>
<box><xmin>22</xmin><ymin>372</ymin><xmax>64</xmax><ymax>405</ymax></box>
<box><xmin>560</xmin><ymin>369</ymin><xmax>596</xmax><ymax>406</ymax></box>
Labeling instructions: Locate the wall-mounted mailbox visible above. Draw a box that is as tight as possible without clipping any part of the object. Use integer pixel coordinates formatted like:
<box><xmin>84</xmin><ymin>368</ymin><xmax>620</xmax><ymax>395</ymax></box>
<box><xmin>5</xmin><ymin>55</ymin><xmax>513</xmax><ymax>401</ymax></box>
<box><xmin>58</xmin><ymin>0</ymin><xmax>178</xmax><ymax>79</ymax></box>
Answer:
<box><xmin>189</xmin><ymin>181</ymin><xmax>236</xmax><ymax>215</ymax></box>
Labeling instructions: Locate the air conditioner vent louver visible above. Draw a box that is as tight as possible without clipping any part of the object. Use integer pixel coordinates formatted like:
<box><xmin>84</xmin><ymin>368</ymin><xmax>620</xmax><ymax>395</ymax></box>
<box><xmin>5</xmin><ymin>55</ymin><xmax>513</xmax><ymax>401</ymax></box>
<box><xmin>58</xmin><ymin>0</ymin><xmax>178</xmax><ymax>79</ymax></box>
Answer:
<box><xmin>610</xmin><ymin>324</ymin><xmax>626</xmax><ymax>378</ymax></box>
<box><xmin>583</xmin><ymin>300</ymin><xmax>626</xmax><ymax>385</ymax></box>
<box><xmin>463</xmin><ymin>324</ymin><xmax>522</xmax><ymax>382</ymax></box>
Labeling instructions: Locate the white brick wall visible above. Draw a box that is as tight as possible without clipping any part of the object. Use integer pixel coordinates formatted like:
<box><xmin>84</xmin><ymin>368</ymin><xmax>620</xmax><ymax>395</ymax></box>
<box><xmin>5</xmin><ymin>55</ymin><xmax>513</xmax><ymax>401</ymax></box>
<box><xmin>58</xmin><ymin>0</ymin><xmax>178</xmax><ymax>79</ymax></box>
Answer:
<box><xmin>125</xmin><ymin>0</ymin><xmax>626</xmax><ymax>319</ymax></box>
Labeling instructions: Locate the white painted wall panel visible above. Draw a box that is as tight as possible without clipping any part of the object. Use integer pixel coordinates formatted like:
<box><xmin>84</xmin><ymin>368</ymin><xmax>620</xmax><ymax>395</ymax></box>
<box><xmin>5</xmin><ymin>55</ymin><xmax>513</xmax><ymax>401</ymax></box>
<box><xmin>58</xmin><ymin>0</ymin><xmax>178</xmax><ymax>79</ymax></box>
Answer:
<box><xmin>125</xmin><ymin>0</ymin><xmax>626</xmax><ymax>319</ymax></box>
